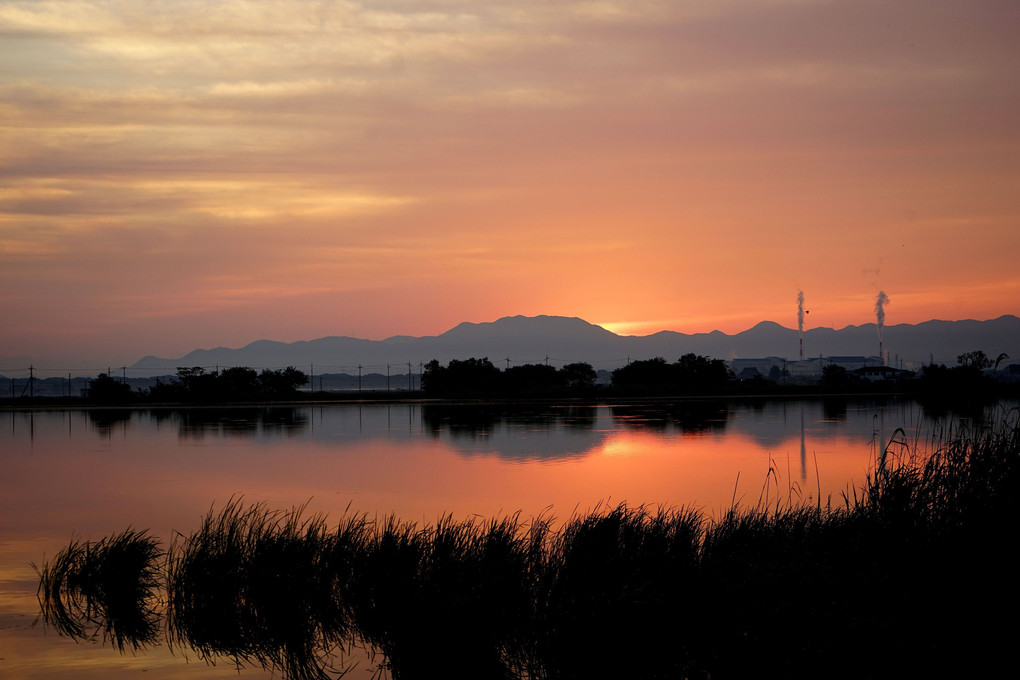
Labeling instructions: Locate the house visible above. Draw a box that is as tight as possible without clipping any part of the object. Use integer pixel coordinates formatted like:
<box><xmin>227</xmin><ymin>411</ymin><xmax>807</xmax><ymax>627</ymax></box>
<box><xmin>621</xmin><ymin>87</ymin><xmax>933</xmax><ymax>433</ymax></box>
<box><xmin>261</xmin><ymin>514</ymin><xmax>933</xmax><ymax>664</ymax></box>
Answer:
<box><xmin>853</xmin><ymin>366</ymin><xmax>914</xmax><ymax>382</ymax></box>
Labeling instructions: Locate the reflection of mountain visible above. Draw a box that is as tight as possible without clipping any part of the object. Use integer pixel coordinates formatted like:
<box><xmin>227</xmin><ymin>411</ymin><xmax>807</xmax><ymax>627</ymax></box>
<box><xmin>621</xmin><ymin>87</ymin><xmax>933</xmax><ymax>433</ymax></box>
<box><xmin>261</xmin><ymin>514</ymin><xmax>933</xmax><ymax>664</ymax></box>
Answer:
<box><xmin>422</xmin><ymin>404</ymin><xmax>609</xmax><ymax>461</ymax></box>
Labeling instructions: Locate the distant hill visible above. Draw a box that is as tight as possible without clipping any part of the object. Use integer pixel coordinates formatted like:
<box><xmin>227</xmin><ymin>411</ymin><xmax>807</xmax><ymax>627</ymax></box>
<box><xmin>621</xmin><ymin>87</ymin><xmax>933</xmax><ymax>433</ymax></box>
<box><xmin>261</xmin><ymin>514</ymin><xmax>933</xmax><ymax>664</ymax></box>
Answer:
<box><xmin>128</xmin><ymin>314</ymin><xmax>1020</xmax><ymax>377</ymax></box>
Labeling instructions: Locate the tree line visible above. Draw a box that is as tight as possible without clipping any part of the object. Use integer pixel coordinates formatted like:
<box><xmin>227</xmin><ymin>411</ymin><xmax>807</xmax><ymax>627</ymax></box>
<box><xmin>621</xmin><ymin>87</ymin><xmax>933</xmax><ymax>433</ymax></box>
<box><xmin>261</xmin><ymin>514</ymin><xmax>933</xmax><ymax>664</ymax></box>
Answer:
<box><xmin>421</xmin><ymin>354</ymin><xmax>733</xmax><ymax>396</ymax></box>
<box><xmin>89</xmin><ymin>366</ymin><xmax>308</xmax><ymax>403</ymax></box>
<box><xmin>61</xmin><ymin>348</ymin><xmax>1020</xmax><ymax>404</ymax></box>
<box><xmin>422</xmin><ymin>359</ymin><xmax>599</xmax><ymax>397</ymax></box>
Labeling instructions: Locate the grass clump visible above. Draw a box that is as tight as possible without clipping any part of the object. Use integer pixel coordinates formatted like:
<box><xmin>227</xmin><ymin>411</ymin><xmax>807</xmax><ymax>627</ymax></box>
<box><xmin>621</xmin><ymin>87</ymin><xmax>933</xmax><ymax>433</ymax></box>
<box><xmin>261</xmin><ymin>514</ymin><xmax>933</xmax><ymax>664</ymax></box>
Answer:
<box><xmin>350</xmin><ymin>513</ymin><xmax>545</xmax><ymax>680</ymax></box>
<box><xmin>535</xmin><ymin>503</ymin><xmax>704</xmax><ymax>679</ymax></box>
<box><xmin>35</xmin><ymin>528</ymin><xmax>163</xmax><ymax>651</ymax></box>
<box><xmin>165</xmin><ymin>498</ymin><xmax>358</xmax><ymax>680</ymax></box>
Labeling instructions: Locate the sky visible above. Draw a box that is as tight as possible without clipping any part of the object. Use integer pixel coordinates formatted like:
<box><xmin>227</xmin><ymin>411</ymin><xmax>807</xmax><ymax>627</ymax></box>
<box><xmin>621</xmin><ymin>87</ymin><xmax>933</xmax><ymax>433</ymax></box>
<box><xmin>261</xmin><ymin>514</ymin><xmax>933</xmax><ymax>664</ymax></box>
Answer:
<box><xmin>2</xmin><ymin>0</ymin><xmax>1019</xmax><ymax>371</ymax></box>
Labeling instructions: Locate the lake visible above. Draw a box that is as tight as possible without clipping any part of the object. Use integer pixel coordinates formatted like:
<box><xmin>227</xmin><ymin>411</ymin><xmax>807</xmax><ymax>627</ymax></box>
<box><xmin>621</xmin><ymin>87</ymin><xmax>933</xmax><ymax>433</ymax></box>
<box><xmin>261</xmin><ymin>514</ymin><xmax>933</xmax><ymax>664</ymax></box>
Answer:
<box><xmin>1</xmin><ymin>397</ymin><xmax>1008</xmax><ymax>679</ymax></box>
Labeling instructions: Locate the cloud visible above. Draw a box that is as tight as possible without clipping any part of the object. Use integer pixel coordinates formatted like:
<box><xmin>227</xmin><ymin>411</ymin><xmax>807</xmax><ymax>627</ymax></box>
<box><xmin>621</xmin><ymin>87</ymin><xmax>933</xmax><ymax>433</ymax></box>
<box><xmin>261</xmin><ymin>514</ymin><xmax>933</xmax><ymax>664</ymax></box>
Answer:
<box><xmin>2</xmin><ymin>0</ymin><xmax>1019</xmax><ymax>363</ymax></box>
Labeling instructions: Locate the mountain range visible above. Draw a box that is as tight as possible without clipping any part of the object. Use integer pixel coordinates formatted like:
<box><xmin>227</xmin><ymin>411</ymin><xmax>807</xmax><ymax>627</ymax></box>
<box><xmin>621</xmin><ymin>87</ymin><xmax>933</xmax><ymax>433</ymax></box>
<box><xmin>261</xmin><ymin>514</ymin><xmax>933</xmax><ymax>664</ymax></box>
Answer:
<box><xmin>129</xmin><ymin>314</ymin><xmax>1020</xmax><ymax>377</ymax></box>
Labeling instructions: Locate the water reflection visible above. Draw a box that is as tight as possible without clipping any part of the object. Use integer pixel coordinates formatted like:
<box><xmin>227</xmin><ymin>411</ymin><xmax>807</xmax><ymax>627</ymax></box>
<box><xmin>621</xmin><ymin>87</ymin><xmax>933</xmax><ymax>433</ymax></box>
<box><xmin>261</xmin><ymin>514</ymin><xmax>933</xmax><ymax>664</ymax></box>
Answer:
<box><xmin>82</xmin><ymin>407</ymin><xmax>312</xmax><ymax>439</ymax></box>
<box><xmin>174</xmin><ymin>408</ymin><xmax>309</xmax><ymax>439</ymax></box>
<box><xmin>610</xmin><ymin>401</ymin><xmax>729</xmax><ymax>434</ymax></box>
<box><xmin>7</xmin><ymin>398</ymin><xmax>1006</xmax><ymax>459</ymax></box>
<box><xmin>86</xmin><ymin>409</ymin><xmax>135</xmax><ymax>436</ymax></box>
<box><xmin>820</xmin><ymin>396</ymin><xmax>848</xmax><ymax>422</ymax></box>
<box><xmin>422</xmin><ymin>404</ymin><xmax>604</xmax><ymax>461</ymax></box>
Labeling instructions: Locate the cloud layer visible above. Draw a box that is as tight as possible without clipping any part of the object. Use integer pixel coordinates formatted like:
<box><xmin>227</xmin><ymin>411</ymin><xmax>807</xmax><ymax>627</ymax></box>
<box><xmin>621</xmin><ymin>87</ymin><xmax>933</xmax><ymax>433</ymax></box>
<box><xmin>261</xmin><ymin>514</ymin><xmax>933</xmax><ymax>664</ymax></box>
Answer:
<box><xmin>2</xmin><ymin>0</ymin><xmax>1018</xmax><ymax>368</ymax></box>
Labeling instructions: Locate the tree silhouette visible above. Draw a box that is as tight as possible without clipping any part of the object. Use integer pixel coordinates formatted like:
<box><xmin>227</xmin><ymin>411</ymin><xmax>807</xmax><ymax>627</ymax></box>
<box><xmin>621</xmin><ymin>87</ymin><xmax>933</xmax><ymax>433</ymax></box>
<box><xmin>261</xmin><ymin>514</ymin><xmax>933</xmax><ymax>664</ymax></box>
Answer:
<box><xmin>675</xmin><ymin>353</ymin><xmax>731</xmax><ymax>388</ymax></box>
<box><xmin>146</xmin><ymin>366</ymin><xmax>307</xmax><ymax>402</ymax></box>
<box><xmin>611</xmin><ymin>355</ymin><xmax>731</xmax><ymax>394</ymax></box>
<box><xmin>257</xmin><ymin>367</ymin><xmax>307</xmax><ymax>397</ymax></box>
<box><xmin>821</xmin><ymin>364</ymin><xmax>847</xmax><ymax>389</ymax></box>
<box><xmin>89</xmin><ymin>373</ymin><xmax>134</xmax><ymax>403</ymax></box>
<box><xmin>503</xmin><ymin>363</ymin><xmax>564</xmax><ymax>394</ymax></box>
<box><xmin>219</xmin><ymin>367</ymin><xmax>259</xmax><ymax>399</ymax></box>
<box><xmin>422</xmin><ymin>358</ymin><xmax>500</xmax><ymax>396</ymax></box>
<box><xmin>611</xmin><ymin>357</ymin><xmax>672</xmax><ymax>390</ymax></box>
<box><xmin>560</xmin><ymin>362</ymin><xmax>597</xmax><ymax>390</ymax></box>
<box><xmin>957</xmin><ymin>351</ymin><xmax>992</xmax><ymax>371</ymax></box>
<box><xmin>422</xmin><ymin>359</ymin><xmax>599</xmax><ymax>396</ymax></box>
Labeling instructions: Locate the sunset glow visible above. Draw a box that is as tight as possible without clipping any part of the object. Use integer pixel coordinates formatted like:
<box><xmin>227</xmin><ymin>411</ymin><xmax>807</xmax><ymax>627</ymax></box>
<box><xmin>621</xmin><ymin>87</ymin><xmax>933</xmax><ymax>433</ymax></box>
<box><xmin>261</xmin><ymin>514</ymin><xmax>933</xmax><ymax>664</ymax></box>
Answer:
<box><xmin>2</xmin><ymin>1</ymin><xmax>1018</xmax><ymax>368</ymax></box>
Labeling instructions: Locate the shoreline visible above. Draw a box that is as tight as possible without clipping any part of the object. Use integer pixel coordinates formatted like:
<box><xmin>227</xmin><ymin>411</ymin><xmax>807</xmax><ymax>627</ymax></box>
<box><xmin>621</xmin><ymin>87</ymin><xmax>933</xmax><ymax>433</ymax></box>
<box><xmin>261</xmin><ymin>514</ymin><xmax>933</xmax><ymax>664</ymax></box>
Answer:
<box><xmin>0</xmin><ymin>389</ymin><xmax>921</xmax><ymax>412</ymax></box>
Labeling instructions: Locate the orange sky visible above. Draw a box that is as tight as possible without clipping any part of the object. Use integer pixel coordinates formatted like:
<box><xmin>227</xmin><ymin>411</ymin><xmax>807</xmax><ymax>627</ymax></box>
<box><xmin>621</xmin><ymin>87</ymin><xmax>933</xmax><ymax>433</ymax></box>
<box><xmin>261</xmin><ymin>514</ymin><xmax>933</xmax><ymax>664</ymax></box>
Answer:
<box><xmin>2</xmin><ymin>1</ymin><xmax>1018</xmax><ymax>370</ymax></box>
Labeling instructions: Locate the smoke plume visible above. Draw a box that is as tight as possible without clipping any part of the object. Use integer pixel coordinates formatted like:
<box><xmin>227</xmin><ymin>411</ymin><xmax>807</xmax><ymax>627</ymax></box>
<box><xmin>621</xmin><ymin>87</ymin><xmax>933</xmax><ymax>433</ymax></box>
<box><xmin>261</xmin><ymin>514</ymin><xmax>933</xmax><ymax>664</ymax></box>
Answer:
<box><xmin>874</xmin><ymin>290</ymin><xmax>889</xmax><ymax>339</ymax></box>
<box><xmin>797</xmin><ymin>290</ymin><xmax>805</xmax><ymax>333</ymax></box>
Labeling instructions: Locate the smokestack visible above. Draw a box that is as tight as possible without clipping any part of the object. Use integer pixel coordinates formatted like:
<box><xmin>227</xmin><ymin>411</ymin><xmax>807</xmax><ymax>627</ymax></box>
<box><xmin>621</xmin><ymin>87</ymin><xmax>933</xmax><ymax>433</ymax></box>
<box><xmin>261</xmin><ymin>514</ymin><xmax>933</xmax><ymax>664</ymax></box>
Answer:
<box><xmin>797</xmin><ymin>290</ymin><xmax>805</xmax><ymax>360</ymax></box>
<box><xmin>875</xmin><ymin>290</ymin><xmax>889</xmax><ymax>365</ymax></box>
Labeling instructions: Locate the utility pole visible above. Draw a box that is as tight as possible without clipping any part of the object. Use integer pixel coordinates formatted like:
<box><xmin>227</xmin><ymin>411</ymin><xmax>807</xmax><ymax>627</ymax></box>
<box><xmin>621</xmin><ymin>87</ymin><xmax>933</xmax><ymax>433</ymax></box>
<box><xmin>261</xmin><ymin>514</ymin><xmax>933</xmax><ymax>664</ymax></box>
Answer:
<box><xmin>29</xmin><ymin>365</ymin><xmax>34</xmax><ymax>398</ymax></box>
<box><xmin>386</xmin><ymin>364</ymin><xmax>390</xmax><ymax>391</ymax></box>
<box><xmin>358</xmin><ymin>365</ymin><xmax>362</xmax><ymax>392</ymax></box>
<box><xmin>407</xmin><ymin>362</ymin><xmax>412</xmax><ymax>391</ymax></box>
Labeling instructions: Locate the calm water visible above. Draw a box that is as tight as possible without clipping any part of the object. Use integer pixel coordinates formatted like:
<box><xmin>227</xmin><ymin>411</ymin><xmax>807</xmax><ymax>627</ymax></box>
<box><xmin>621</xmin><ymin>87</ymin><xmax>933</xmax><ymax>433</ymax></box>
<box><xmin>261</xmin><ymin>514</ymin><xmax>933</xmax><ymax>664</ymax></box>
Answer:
<box><xmin>0</xmin><ymin>397</ymin><xmax>1007</xmax><ymax>679</ymax></box>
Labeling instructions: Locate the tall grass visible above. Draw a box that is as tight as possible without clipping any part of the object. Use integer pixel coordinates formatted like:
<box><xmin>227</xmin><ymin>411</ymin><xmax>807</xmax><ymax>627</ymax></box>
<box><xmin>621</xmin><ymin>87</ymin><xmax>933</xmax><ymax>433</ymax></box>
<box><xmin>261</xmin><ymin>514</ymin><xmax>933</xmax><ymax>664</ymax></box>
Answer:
<box><xmin>533</xmin><ymin>503</ymin><xmax>704</xmax><ymax>679</ymax></box>
<box><xmin>165</xmin><ymin>498</ymin><xmax>357</xmax><ymax>680</ymax></box>
<box><xmin>349</xmin><ymin>513</ymin><xmax>545</xmax><ymax>679</ymax></box>
<box><xmin>847</xmin><ymin>411</ymin><xmax>1020</xmax><ymax>677</ymax></box>
<box><xmin>36</xmin><ymin>410</ymin><xmax>1019</xmax><ymax>678</ymax></box>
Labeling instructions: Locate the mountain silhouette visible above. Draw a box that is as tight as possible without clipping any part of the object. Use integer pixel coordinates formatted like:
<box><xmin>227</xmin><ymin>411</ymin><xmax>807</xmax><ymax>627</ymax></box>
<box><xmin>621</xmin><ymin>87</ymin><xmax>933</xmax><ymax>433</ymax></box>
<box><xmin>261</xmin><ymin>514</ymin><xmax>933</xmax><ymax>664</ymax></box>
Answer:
<box><xmin>129</xmin><ymin>314</ymin><xmax>1020</xmax><ymax>376</ymax></box>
